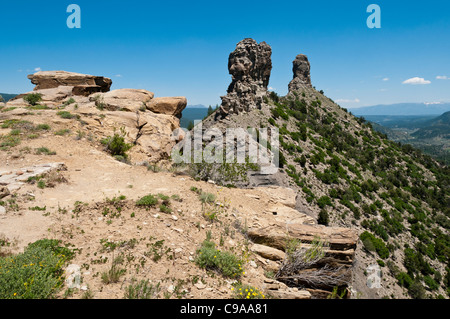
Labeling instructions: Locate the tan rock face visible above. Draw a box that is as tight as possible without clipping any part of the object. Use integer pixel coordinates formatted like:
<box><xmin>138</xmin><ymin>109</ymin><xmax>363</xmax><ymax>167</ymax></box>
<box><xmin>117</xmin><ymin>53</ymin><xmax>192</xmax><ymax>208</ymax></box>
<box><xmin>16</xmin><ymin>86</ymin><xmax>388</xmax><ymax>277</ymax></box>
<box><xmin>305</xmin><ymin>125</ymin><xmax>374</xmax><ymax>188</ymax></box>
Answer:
<box><xmin>89</xmin><ymin>89</ymin><xmax>155</xmax><ymax>112</ymax></box>
<box><xmin>5</xmin><ymin>70</ymin><xmax>186</xmax><ymax>164</ymax></box>
<box><xmin>27</xmin><ymin>71</ymin><xmax>112</xmax><ymax>96</ymax></box>
<box><xmin>100</xmin><ymin>111</ymin><xmax>181</xmax><ymax>161</ymax></box>
<box><xmin>247</xmin><ymin>223</ymin><xmax>358</xmax><ymax>251</ymax></box>
<box><xmin>250</xmin><ymin>243</ymin><xmax>286</xmax><ymax>261</ymax></box>
<box><xmin>146</xmin><ymin>97</ymin><xmax>187</xmax><ymax>118</ymax></box>
<box><xmin>8</xmin><ymin>86</ymin><xmax>78</xmax><ymax>107</ymax></box>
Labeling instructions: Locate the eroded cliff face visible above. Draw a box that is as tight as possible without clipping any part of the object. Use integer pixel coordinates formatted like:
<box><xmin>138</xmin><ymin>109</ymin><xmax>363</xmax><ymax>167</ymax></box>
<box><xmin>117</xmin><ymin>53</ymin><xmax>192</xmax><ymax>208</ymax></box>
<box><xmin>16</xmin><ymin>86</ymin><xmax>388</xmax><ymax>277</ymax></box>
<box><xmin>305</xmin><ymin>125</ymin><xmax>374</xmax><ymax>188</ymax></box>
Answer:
<box><xmin>219</xmin><ymin>38</ymin><xmax>272</xmax><ymax>117</ymax></box>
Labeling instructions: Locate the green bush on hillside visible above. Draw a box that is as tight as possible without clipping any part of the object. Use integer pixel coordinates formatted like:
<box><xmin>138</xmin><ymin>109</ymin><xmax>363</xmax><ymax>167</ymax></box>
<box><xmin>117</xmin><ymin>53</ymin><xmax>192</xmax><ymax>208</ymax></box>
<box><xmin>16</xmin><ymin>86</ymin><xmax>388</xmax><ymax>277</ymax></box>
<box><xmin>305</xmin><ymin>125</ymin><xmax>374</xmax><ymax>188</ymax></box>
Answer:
<box><xmin>23</xmin><ymin>93</ymin><xmax>43</xmax><ymax>106</ymax></box>
<box><xmin>0</xmin><ymin>239</ymin><xmax>75</xmax><ymax>299</ymax></box>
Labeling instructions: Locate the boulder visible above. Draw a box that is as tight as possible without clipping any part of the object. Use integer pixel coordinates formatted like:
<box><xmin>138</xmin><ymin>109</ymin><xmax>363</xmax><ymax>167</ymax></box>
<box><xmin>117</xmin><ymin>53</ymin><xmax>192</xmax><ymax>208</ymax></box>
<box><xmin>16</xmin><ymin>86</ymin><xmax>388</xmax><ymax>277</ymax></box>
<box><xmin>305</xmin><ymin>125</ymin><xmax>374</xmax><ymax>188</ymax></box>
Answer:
<box><xmin>0</xmin><ymin>186</ymin><xmax>10</xmax><ymax>199</ymax></box>
<box><xmin>250</xmin><ymin>243</ymin><xmax>286</xmax><ymax>261</ymax></box>
<box><xmin>146</xmin><ymin>97</ymin><xmax>187</xmax><ymax>118</ymax></box>
<box><xmin>219</xmin><ymin>38</ymin><xmax>272</xmax><ymax>116</ymax></box>
<box><xmin>8</xmin><ymin>86</ymin><xmax>76</xmax><ymax>107</ymax></box>
<box><xmin>91</xmin><ymin>110</ymin><xmax>181</xmax><ymax>162</ymax></box>
<box><xmin>27</xmin><ymin>71</ymin><xmax>112</xmax><ymax>96</ymax></box>
<box><xmin>263</xmin><ymin>279</ymin><xmax>311</xmax><ymax>299</ymax></box>
<box><xmin>89</xmin><ymin>89</ymin><xmax>155</xmax><ymax>112</ymax></box>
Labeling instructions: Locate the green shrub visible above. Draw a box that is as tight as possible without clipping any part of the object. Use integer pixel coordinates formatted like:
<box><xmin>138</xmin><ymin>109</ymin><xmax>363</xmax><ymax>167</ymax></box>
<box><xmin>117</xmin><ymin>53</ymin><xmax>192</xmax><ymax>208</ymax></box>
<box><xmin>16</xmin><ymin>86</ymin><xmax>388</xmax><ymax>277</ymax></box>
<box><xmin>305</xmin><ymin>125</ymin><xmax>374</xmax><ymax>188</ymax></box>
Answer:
<box><xmin>360</xmin><ymin>231</ymin><xmax>389</xmax><ymax>259</ymax></box>
<box><xmin>26</xmin><ymin>104</ymin><xmax>49</xmax><ymax>110</ymax></box>
<box><xmin>124</xmin><ymin>278</ymin><xmax>161</xmax><ymax>299</ymax></box>
<box><xmin>101</xmin><ymin>128</ymin><xmax>132</xmax><ymax>160</ymax></box>
<box><xmin>54</xmin><ymin>129</ymin><xmax>70</xmax><ymax>136</ymax></box>
<box><xmin>136</xmin><ymin>194</ymin><xmax>158</xmax><ymax>208</ymax></box>
<box><xmin>318</xmin><ymin>209</ymin><xmax>329</xmax><ymax>226</ymax></box>
<box><xmin>396</xmin><ymin>272</ymin><xmax>413</xmax><ymax>288</ymax></box>
<box><xmin>0</xmin><ymin>239</ymin><xmax>74</xmax><ymax>299</ymax></box>
<box><xmin>194</xmin><ymin>239</ymin><xmax>244</xmax><ymax>278</ymax></box>
<box><xmin>36</xmin><ymin>124</ymin><xmax>51</xmax><ymax>131</ymax></box>
<box><xmin>317</xmin><ymin>196</ymin><xmax>332</xmax><ymax>209</ymax></box>
<box><xmin>35</xmin><ymin>147</ymin><xmax>56</xmax><ymax>155</ymax></box>
<box><xmin>23</xmin><ymin>93</ymin><xmax>43</xmax><ymax>106</ymax></box>
<box><xmin>199</xmin><ymin>192</ymin><xmax>216</xmax><ymax>204</ymax></box>
<box><xmin>159</xmin><ymin>204</ymin><xmax>172</xmax><ymax>214</ymax></box>
<box><xmin>56</xmin><ymin>111</ymin><xmax>78</xmax><ymax>119</ymax></box>
<box><xmin>101</xmin><ymin>257</ymin><xmax>126</xmax><ymax>284</ymax></box>
<box><xmin>0</xmin><ymin>135</ymin><xmax>21</xmax><ymax>149</ymax></box>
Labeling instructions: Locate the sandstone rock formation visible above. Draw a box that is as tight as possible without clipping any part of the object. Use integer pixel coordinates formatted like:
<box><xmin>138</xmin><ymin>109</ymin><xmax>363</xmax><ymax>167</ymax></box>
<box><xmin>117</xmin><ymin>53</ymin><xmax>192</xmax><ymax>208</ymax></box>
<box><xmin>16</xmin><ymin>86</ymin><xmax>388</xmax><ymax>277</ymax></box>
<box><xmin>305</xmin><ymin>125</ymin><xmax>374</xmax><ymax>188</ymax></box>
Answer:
<box><xmin>28</xmin><ymin>71</ymin><xmax>112</xmax><ymax>96</ymax></box>
<box><xmin>4</xmin><ymin>71</ymin><xmax>187</xmax><ymax>164</ymax></box>
<box><xmin>229</xmin><ymin>185</ymin><xmax>358</xmax><ymax>298</ymax></box>
<box><xmin>146</xmin><ymin>97</ymin><xmax>187</xmax><ymax>118</ymax></box>
<box><xmin>219</xmin><ymin>38</ymin><xmax>272</xmax><ymax>116</ymax></box>
<box><xmin>7</xmin><ymin>86</ymin><xmax>76</xmax><ymax>108</ymax></box>
<box><xmin>89</xmin><ymin>89</ymin><xmax>155</xmax><ymax>112</ymax></box>
<box><xmin>288</xmin><ymin>54</ymin><xmax>312</xmax><ymax>93</ymax></box>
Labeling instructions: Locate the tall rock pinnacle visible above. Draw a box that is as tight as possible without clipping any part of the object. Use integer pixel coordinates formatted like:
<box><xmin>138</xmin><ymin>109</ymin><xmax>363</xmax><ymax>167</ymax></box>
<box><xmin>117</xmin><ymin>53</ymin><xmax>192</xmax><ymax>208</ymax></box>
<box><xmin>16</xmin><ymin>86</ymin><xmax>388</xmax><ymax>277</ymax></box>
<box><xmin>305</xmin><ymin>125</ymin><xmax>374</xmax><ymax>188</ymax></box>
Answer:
<box><xmin>288</xmin><ymin>54</ymin><xmax>312</xmax><ymax>93</ymax></box>
<box><xmin>219</xmin><ymin>38</ymin><xmax>272</xmax><ymax>116</ymax></box>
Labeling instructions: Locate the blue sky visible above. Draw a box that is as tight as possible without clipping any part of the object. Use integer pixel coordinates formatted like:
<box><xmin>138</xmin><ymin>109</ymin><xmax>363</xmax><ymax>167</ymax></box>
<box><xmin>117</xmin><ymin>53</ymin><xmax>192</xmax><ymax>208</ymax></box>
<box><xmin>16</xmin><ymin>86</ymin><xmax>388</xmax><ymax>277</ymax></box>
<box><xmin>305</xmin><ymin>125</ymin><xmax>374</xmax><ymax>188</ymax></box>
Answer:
<box><xmin>1</xmin><ymin>0</ymin><xmax>450</xmax><ymax>109</ymax></box>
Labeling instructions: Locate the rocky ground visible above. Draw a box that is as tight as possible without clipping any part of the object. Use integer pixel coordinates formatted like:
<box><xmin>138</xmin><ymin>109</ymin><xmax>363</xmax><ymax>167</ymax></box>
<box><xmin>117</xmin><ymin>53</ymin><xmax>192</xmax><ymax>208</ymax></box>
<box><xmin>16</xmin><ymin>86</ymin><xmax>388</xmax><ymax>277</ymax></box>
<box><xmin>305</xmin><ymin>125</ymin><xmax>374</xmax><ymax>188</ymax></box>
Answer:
<box><xmin>0</xmin><ymin>128</ymin><xmax>355</xmax><ymax>299</ymax></box>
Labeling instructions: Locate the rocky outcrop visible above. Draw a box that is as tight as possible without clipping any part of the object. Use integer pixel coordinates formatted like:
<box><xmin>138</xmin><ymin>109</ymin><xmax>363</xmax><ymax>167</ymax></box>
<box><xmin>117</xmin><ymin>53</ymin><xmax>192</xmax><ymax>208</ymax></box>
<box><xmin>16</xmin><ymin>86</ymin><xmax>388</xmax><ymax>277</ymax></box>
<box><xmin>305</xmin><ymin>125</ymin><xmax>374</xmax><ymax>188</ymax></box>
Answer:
<box><xmin>288</xmin><ymin>54</ymin><xmax>312</xmax><ymax>93</ymax></box>
<box><xmin>4</xmin><ymin>71</ymin><xmax>187</xmax><ymax>164</ymax></box>
<box><xmin>219</xmin><ymin>38</ymin><xmax>272</xmax><ymax>116</ymax></box>
<box><xmin>27</xmin><ymin>71</ymin><xmax>112</xmax><ymax>96</ymax></box>
<box><xmin>247</xmin><ymin>223</ymin><xmax>357</xmax><ymax>251</ymax></box>
<box><xmin>0</xmin><ymin>163</ymin><xmax>66</xmax><ymax>193</ymax></box>
<box><xmin>263</xmin><ymin>279</ymin><xmax>311</xmax><ymax>299</ymax></box>
<box><xmin>89</xmin><ymin>89</ymin><xmax>155</xmax><ymax>112</ymax></box>
<box><xmin>7</xmin><ymin>86</ymin><xmax>76</xmax><ymax>108</ymax></box>
<box><xmin>247</xmin><ymin>222</ymin><xmax>357</xmax><ymax>297</ymax></box>
<box><xmin>237</xmin><ymin>186</ymin><xmax>357</xmax><ymax>298</ymax></box>
<box><xmin>146</xmin><ymin>97</ymin><xmax>187</xmax><ymax>118</ymax></box>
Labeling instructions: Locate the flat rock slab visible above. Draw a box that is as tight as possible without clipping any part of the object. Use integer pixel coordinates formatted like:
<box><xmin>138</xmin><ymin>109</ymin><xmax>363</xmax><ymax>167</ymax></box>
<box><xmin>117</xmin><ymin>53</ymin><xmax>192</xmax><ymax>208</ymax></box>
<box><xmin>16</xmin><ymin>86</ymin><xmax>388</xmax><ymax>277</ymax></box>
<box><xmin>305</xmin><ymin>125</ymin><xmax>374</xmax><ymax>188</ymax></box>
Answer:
<box><xmin>247</xmin><ymin>223</ymin><xmax>358</xmax><ymax>251</ymax></box>
<box><xmin>0</xmin><ymin>163</ymin><xmax>65</xmax><ymax>192</ymax></box>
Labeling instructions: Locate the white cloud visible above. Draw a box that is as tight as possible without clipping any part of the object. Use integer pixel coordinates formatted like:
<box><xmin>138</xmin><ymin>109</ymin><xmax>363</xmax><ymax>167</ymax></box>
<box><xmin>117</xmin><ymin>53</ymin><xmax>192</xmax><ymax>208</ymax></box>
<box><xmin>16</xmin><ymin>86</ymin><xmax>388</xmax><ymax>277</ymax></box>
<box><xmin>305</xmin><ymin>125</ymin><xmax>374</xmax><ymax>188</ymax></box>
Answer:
<box><xmin>382</xmin><ymin>77</ymin><xmax>389</xmax><ymax>81</ymax></box>
<box><xmin>402</xmin><ymin>77</ymin><xmax>431</xmax><ymax>85</ymax></box>
<box><xmin>115</xmin><ymin>74</ymin><xmax>123</xmax><ymax>78</ymax></box>
<box><xmin>335</xmin><ymin>98</ymin><xmax>360</xmax><ymax>103</ymax></box>
<box><xmin>268</xmin><ymin>87</ymin><xmax>275</xmax><ymax>91</ymax></box>
<box><xmin>436</xmin><ymin>75</ymin><xmax>449</xmax><ymax>80</ymax></box>
<box><xmin>34</xmin><ymin>67</ymin><xmax>42</xmax><ymax>72</ymax></box>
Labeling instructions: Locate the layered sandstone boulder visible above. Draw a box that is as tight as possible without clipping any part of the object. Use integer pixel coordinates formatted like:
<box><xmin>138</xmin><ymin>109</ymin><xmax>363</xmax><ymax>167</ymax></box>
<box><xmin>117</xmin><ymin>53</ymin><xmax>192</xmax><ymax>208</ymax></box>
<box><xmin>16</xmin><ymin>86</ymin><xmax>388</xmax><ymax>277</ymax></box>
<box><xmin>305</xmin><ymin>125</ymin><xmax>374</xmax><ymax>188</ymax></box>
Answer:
<box><xmin>89</xmin><ymin>89</ymin><xmax>155</xmax><ymax>112</ymax></box>
<box><xmin>146</xmin><ymin>96</ymin><xmax>187</xmax><ymax>118</ymax></box>
<box><xmin>7</xmin><ymin>86</ymin><xmax>77</xmax><ymax>107</ymax></box>
<box><xmin>5</xmin><ymin>71</ymin><xmax>187</xmax><ymax>163</ymax></box>
<box><xmin>28</xmin><ymin>71</ymin><xmax>112</xmax><ymax>96</ymax></box>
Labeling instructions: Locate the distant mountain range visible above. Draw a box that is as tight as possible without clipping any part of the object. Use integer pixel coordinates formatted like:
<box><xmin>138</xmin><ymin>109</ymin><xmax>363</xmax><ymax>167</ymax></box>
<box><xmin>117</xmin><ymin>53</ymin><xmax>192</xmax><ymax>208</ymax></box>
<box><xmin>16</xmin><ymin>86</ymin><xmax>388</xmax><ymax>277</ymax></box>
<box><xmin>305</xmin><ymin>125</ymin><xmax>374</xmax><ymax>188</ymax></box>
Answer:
<box><xmin>0</xmin><ymin>93</ymin><xmax>17</xmax><ymax>102</ymax></box>
<box><xmin>186</xmin><ymin>104</ymin><xmax>208</xmax><ymax>109</ymax></box>
<box><xmin>350</xmin><ymin>102</ymin><xmax>450</xmax><ymax>116</ymax></box>
<box><xmin>180</xmin><ymin>107</ymin><xmax>209</xmax><ymax>128</ymax></box>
